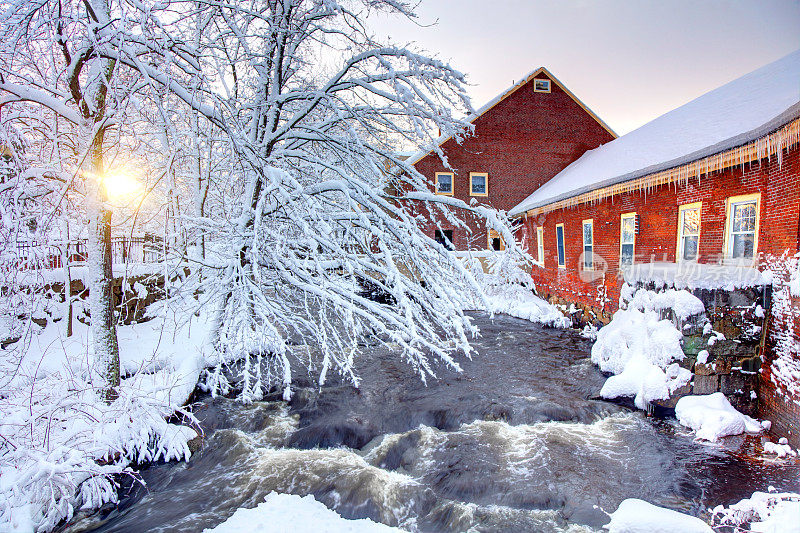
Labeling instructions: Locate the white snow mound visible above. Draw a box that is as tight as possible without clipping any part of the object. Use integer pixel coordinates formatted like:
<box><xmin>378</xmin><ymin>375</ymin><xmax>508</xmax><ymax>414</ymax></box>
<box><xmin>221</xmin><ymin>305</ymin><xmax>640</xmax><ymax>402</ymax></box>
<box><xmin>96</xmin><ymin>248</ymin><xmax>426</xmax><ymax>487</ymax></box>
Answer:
<box><xmin>675</xmin><ymin>392</ymin><xmax>763</xmax><ymax>442</ymax></box>
<box><xmin>203</xmin><ymin>492</ymin><xmax>404</xmax><ymax>533</ymax></box>
<box><xmin>604</xmin><ymin>498</ymin><xmax>713</xmax><ymax>533</ymax></box>
<box><xmin>592</xmin><ymin>288</ymin><xmax>698</xmax><ymax>409</ymax></box>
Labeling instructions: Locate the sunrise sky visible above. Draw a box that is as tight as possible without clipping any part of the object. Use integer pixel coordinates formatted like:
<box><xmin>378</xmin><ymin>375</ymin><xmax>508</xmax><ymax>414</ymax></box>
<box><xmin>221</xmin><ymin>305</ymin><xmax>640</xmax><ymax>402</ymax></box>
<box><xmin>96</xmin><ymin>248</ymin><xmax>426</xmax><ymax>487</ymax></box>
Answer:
<box><xmin>368</xmin><ymin>0</ymin><xmax>800</xmax><ymax>135</ymax></box>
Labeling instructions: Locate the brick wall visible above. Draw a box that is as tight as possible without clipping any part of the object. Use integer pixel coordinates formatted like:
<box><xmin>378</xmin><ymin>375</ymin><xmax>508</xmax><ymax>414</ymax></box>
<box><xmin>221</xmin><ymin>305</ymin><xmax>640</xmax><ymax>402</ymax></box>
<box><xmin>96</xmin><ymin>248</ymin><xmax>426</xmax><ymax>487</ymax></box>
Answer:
<box><xmin>413</xmin><ymin>71</ymin><xmax>614</xmax><ymax>250</ymax></box>
<box><xmin>522</xmin><ymin>145</ymin><xmax>800</xmax><ymax>314</ymax></box>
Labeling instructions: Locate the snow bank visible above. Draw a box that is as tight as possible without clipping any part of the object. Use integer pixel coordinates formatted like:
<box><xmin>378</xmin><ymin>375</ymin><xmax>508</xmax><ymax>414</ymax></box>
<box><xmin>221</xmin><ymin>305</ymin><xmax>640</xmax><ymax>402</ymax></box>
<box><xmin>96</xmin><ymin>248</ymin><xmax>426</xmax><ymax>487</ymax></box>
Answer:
<box><xmin>11</xmin><ymin>262</ymin><xmax>165</xmax><ymax>288</ymax></box>
<box><xmin>0</xmin><ymin>308</ymin><xmax>212</xmax><ymax>532</ymax></box>
<box><xmin>463</xmin><ymin>252</ymin><xmax>569</xmax><ymax>328</ymax></box>
<box><xmin>603</xmin><ymin>499</ymin><xmax>713</xmax><ymax>533</ymax></box>
<box><xmin>203</xmin><ymin>492</ymin><xmax>404</xmax><ymax>533</ymax></box>
<box><xmin>762</xmin><ymin>440</ymin><xmax>797</xmax><ymax>458</ymax></box>
<box><xmin>622</xmin><ymin>262</ymin><xmax>771</xmax><ymax>291</ymax></box>
<box><xmin>674</xmin><ymin>393</ymin><xmax>763</xmax><ymax>442</ymax></box>
<box><xmin>711</xmin><ymin>489</ymin><xmax>800</xmax><ymax>533</ymax></box>
<box><xmin>591</xmin><ymin>288</ymin><xmax>698</xmax><ymax>409</ymax></box>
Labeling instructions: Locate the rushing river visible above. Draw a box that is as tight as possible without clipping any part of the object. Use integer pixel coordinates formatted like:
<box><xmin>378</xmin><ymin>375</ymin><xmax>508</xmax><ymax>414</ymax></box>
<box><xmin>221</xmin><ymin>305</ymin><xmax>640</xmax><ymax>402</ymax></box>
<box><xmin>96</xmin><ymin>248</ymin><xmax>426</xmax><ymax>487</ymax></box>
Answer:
<box><xmin>73</xmin><ymin>313</ymin><xmax>798</xmax><ymax>532</ymax></box>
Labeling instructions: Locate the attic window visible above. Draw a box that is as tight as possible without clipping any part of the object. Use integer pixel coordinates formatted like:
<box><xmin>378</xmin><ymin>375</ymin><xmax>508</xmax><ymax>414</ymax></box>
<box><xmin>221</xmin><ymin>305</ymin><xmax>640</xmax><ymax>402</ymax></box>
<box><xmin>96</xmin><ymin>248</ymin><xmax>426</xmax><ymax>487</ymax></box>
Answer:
<box><xmin>533</xmin><ymin>79</ymin><xmax>551</xmax><ymax>93</ymax></box>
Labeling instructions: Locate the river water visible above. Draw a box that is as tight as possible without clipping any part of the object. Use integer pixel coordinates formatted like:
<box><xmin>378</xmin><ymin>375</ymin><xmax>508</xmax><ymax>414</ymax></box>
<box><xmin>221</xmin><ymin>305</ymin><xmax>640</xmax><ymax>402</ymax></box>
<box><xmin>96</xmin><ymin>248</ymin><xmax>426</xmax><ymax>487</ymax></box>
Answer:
<box><xmin>75</xmin><ymin>313</ymin><xmax>798</xmax><ymax>532</ymax></box>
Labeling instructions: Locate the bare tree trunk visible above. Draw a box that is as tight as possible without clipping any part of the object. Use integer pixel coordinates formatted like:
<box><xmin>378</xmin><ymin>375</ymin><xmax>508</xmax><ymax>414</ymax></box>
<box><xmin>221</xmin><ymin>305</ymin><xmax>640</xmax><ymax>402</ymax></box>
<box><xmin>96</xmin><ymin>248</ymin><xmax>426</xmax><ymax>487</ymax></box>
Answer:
<box><xmin>87</xmin><ymin>136</ymin><xmax>120</xmax><ymax>402</ymax></box>
<box><xmin>61</xmin><ymin>221</ymin><xmax>73</xmax><ymax>337</ymax></box>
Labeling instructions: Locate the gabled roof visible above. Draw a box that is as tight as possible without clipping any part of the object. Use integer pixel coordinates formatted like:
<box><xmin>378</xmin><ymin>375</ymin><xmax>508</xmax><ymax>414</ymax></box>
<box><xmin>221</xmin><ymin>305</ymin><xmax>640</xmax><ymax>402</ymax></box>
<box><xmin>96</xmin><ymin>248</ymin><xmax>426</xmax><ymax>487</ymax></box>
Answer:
<box><xmin>407</xmin><ymin>67</ymin><xmax>616</xmax><ymax>166</ymax></box>
<box><xmin>509</xmin><ymin>49</ymin><xmax>800</xmax><ymax>217</ymax></box>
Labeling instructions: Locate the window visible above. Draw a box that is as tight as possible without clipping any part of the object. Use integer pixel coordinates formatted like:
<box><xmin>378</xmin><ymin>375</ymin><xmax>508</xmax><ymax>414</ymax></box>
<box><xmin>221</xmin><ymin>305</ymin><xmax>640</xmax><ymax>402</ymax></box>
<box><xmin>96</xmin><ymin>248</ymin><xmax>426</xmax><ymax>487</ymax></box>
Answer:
<box><xmin>435</xmin><ymin>172</ymin><xmax>453</xmax><ymax>195</ymax></box>
<box><xmin>470</xmin><ymin>172</ymin><xmax>488</xmax><ymax>196</ymax></box>
<box><xmin>677</xmin><ymin>202</ymin><xmax>701</xmax><ymax>261</ymax></box>
<box><xmin>536</xmin><ymin>227</ymin><xmax>544</xmax><ymax>265</ymax></box>
<box><xmin>435</xmin><ymin>229</ymin><xmax>454</xmax><ymax>250</ymax></box>
<box><xmin>724</xmin><ymin>193</ymin><xmax>760</xmax><ymax>260</ymax></box>
<box><xmin>533</xmin><ymin>78</ymin><xmax>551</xmax><ymax>93</ymax></box>
<box><xmin>556</xmin><ymin>223</ymin><xmax>565</xmax><ymax>268</ymax></box>
<box><xmin>488</xmin><ymin>229</ymin><xmax>505</xmax><ymax>251</ymax></box>
<box><xmin>582</xmin><ymin>219</ymin><xmax>594</xmax><ymax>270</ymax></box>
<box><xmin>620</xmin><ymin>212</ymin><xmax>636</xmax><ymax>267</ymax></box>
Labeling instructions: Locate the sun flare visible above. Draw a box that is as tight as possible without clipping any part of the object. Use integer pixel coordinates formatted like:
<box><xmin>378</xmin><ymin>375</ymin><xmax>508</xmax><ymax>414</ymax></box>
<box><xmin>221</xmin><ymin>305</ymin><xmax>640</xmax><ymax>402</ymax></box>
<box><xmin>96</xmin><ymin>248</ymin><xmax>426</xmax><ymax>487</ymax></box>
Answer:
<box><xmin>101</xmin><ymin>170</ymin><xmax>144</xmax><ymax>203</ymax></box>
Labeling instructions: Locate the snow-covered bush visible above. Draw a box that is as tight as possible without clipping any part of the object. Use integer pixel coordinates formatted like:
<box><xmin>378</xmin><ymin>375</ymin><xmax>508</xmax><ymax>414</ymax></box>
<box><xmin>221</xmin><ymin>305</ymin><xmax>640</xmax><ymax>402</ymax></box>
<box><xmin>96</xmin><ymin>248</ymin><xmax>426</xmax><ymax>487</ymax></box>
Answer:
<box><xmin>591</xmin><ymin>287</ymin><xmax>700</xmax><ymax>409</ymax></box>
<box><xmin>0</xmin><ymin>314</ymin><xmax>204</xmax><ymax>531</ymax></box>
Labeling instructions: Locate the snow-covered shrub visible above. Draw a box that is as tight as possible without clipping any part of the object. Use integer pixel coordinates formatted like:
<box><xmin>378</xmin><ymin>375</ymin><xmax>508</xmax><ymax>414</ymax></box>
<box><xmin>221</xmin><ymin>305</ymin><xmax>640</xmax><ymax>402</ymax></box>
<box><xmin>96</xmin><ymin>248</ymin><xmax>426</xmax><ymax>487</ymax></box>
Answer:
<box><xmin>0</xmin><ymin>315</ymin><xmax>203</xmax><ymax>532</ymax></box>
<box><xmin>761</xmin><ymin>253</ymin><xmax>800</xmax><ymax>401</ymax></box>
<box><xmin>591</xmin><ymin>286</ymin><xmax>700</xmax><ymax>409</ymax></box>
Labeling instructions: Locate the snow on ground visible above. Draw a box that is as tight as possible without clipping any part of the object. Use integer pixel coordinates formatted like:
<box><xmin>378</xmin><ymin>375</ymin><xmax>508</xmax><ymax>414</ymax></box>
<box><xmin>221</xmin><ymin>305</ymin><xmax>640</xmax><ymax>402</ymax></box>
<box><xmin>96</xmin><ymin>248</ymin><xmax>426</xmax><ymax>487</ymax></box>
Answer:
<box><xmin>0</xmin><ymin>305</ymin><xmax>212</xmax><ymax>532</ymax></box>
<box><xmin>674</xmin><ymin>392</ymin><xmax>763</xmax><ymax>442</ymax></box>
<box><xmin>203</xmin><ymin>492</ymin><xmax>405</xmax><ymax>533</ymax></box>
<box><xmin>603</xmin><ymin>498</ymin><xmax>713</xmax><ymax>533</ymax></box>
<box><xmin>710</xmin><ymin>489</ymin><xmax>800</xmax><ymax>533</ymax></box>
<box><xmin>591</xmin><ymin>287</ymin><xmax>695</xmax><ymax>409</ymax></box>
<box><xmin>462</xmin><ymin>252</ymin><xmax>570</xmax><ymax>328</ymax></box>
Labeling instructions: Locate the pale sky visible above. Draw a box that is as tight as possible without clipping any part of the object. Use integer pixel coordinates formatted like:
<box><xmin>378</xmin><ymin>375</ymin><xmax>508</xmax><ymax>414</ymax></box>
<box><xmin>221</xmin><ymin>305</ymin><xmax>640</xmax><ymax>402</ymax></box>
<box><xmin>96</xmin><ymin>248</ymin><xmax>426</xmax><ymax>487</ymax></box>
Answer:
<box><xmin>368</xmin><ymin>0</ymin><xmax>800</xmax><ymax>135</ymax></box>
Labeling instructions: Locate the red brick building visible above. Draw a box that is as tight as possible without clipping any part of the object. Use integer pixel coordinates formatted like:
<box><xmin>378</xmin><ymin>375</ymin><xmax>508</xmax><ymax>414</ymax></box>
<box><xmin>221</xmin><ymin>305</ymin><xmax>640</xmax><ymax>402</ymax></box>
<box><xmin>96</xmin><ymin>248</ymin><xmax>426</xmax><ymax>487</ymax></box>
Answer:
<box><xmin>410</xmin><ymin>68</ymin><xmax>615</xmax><ymax>251</ymax></box>
<box><xmin>509</xmin><ymin>50</ymin><xmax>800</xmax><ymax>443</ymax></box>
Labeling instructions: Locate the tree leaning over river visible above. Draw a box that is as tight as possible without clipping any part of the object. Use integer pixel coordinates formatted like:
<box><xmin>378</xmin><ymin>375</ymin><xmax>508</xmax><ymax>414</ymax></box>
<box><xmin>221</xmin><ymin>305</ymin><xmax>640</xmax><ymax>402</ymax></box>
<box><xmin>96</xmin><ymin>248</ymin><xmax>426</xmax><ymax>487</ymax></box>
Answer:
<box><xmin>0</xmin><ymin>0</ymin><xmax>525</xmax><ymax>402</ymax></box>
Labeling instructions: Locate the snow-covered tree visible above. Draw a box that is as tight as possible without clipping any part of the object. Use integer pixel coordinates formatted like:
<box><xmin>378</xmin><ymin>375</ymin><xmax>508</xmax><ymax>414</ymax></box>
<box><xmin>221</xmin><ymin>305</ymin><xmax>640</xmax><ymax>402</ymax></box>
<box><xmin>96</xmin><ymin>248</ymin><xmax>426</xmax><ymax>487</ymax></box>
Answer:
<box><xmin>0</xmin><ymin>0</ymin><xmax>524</xmax><ymax>402</ymax></box>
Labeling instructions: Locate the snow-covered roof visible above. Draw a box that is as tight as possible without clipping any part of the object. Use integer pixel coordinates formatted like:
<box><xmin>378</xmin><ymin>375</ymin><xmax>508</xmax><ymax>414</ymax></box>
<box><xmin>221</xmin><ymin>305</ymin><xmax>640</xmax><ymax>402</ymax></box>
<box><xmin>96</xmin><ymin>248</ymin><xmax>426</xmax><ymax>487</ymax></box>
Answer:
<box><xmin>407</xmin><ymin>67</ymin><xmax>615</xmax><ymax>166</ymax></box>
<box><xmin>509</xmin><ymin>49</ymin><xmax>800</xmax><ymax>217</ymax></box>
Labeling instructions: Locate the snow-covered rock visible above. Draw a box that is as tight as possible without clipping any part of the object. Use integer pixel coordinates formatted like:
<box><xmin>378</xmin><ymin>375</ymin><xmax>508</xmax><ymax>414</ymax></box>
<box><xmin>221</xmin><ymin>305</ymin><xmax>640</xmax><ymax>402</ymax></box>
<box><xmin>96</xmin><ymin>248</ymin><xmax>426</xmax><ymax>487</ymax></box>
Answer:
<box><xmin>604</xmin><ymin>498</ymin><xmax>713</xmax><ymax>533</ymax></box>
<box><xmin>203</xmin><ymin>492</ymin><xmax>404</xmax><ymax>533</ymax></box>
<box><xmin>711</xmin><ymin>490</ymin><xmax>800</xmax><ymax>533</ymax></box>
<box><xmin>674</xmin><ymin>392</ymin><xmax>763</xmax><ymax>441</ymax></box>
<box><xmin>591</xmin><ymin>288</ymin><xmax>699</xmax><ymax>409</ymax></box>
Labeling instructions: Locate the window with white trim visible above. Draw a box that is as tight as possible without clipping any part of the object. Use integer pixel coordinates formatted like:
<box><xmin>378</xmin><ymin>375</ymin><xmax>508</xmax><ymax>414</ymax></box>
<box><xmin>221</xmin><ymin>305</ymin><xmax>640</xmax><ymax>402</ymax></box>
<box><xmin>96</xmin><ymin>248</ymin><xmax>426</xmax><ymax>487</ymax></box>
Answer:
<box><xmin>435</xmin><ymin>172</ymin><xmax>453</xmax><ymax>195</ymax></box>
<box><xmin>556</xmin><ymin>224</ymin><xmax>565</xmax><ymax>268</ymax></box>
<box><xmin>677</xmin><ymin>202</ymin><xmax>701</xmax><ymax>261</ymax></box>
<box><xmin>536</xmin><ymin>227</ymin><xmax>544</xmax><ymax>265</ymax></box>
<box><xmin>725</xmin><ymin>194</ymin><xmax>760</xmax><ymax>259</ymax></box>
<box><xmin>469</xmin><ymin>172</ymin><xmax>488</xmax><ymax>196</ymax></box>
<box><xmin>582</xmin><ymin>219</ymin><xmax>593</xmax><ymax>270</ymax></box>
<box><xmin>620</xmin><ymin>212</ymin><xmax>636</xmax><ymax>267</ymax></box>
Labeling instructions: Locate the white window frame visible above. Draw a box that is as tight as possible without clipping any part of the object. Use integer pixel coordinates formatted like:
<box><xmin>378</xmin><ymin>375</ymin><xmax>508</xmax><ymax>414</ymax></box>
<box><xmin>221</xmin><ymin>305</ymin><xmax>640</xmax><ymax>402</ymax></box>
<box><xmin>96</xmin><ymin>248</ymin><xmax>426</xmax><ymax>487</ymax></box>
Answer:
<box><xmin>582</xmin><ymin>219</ymin><xmax>594</xmax><ymax>271</ymax></box>
<box><xmin>533</xmin><ymin>78</ymin><xmax>551</xmax><ymax>93</ymax></box>
<box><xmin>676</xmin><ymin>202</ymin><xmax>702</xmax><ymax>262</ymax></box>
<box><xmin>469</xmin><ymin>172</ymin><xmax>488</xmax><ymax>197</ymax></box>
<box><xmin>435</xmin><ymin>172</ymin><xmax>454</xmax><ymax>196</ymax></box>
<box><xmin>723</xmin><ymin>193</ymin><xmax>761</xmax><ymax>261</ymax></box>
<box><xmin>619</xmin><ymin>212</ymin><xmax>636</xmax><ymax>267</ymax></box>
<box><xmin>555</xmin><ymin>223</ymin><xmax>566</xmax><ymax>269</ymax></box>
<box><xmin>536</xmin><ymin>226</ymin><xmax>544</xmax><ymax>266</ymax></box>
